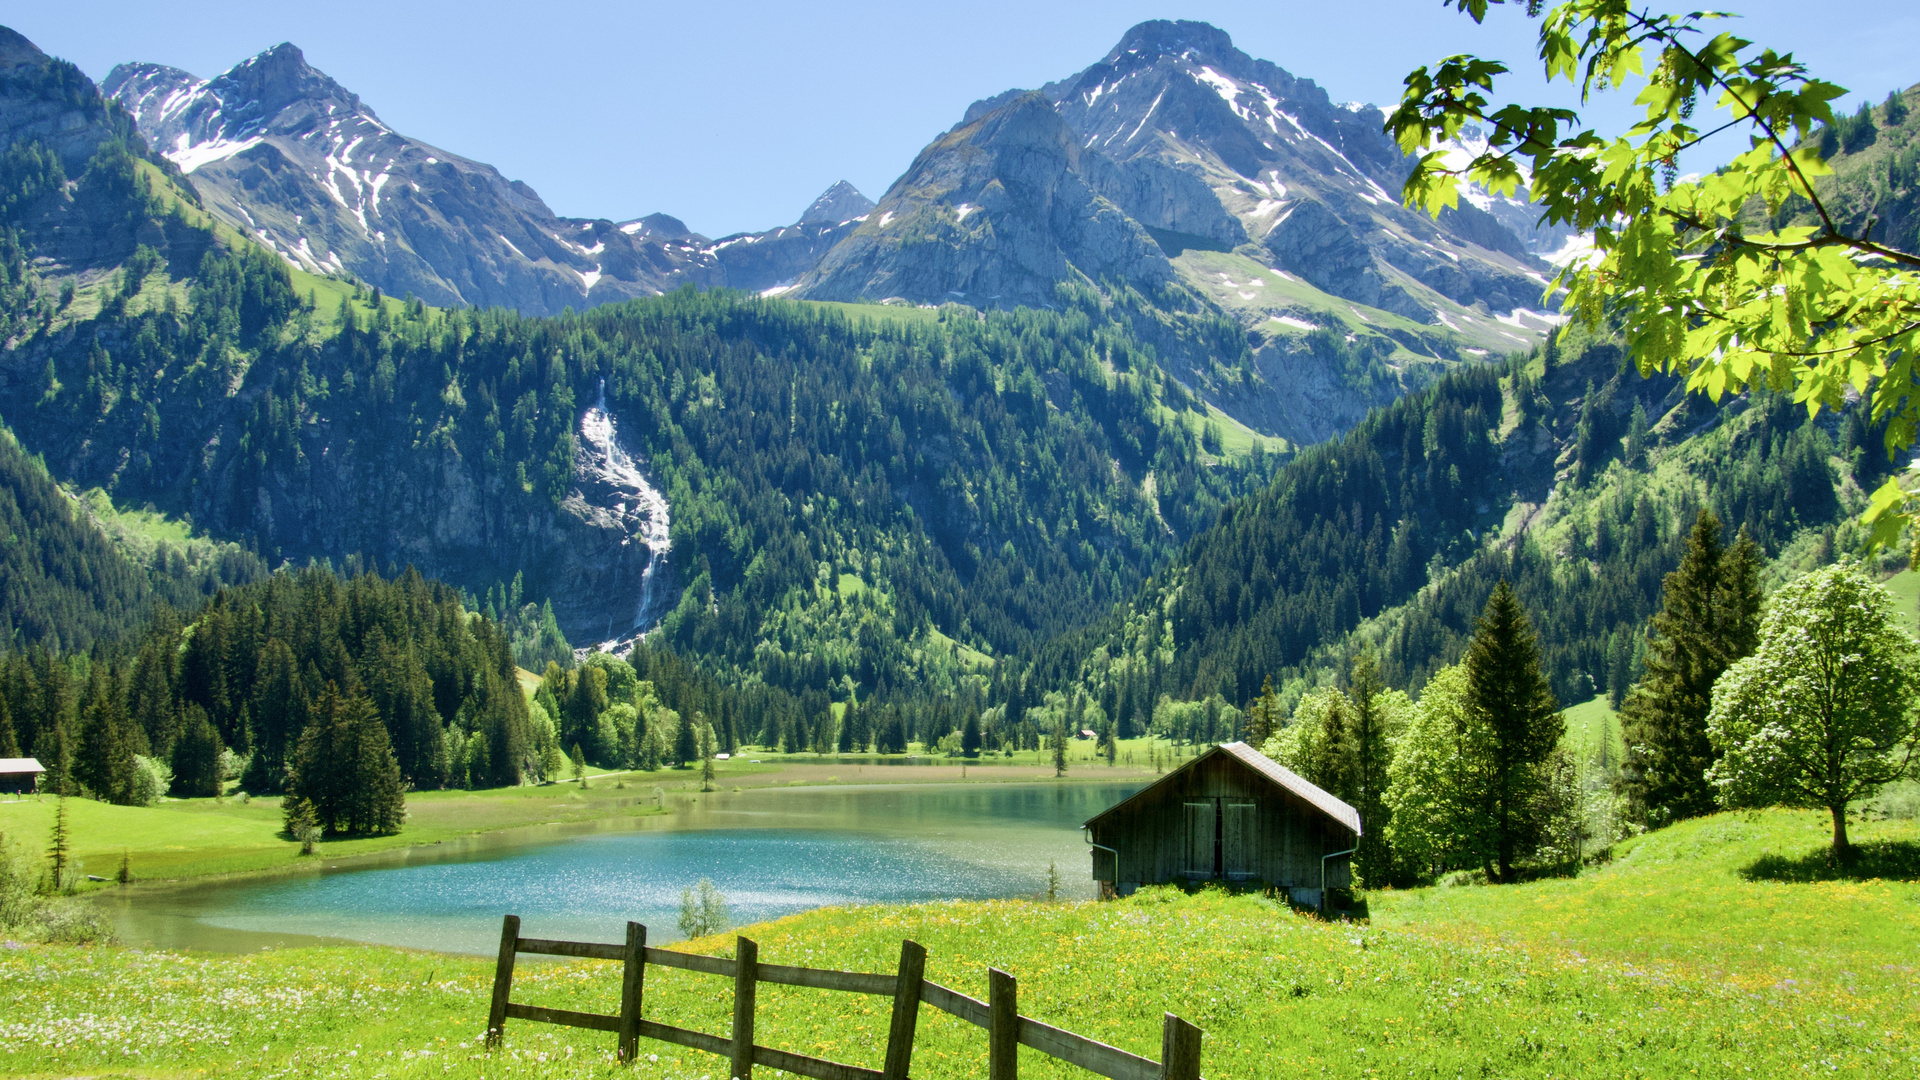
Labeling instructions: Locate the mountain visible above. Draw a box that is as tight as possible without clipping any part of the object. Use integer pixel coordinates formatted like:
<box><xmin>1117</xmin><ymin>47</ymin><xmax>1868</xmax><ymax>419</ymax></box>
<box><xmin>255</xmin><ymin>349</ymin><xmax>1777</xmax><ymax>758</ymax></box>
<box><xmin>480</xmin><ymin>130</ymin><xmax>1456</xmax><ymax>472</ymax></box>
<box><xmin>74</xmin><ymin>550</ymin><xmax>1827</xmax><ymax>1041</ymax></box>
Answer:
<box><xmin>100</xmin><ymin>45</ymin><xmax>879</xmax><ymax>315</ymax></box>
<box><xmin>799</xmin><ymin>92</ymin><xmax>1176</xmax><ymax>307</ymax></box>
<box><xmin>800</xmin><ymin>22</ymin><xmax>1562</xmax><ymax>332</ymax></box>
<box><xmin>796</xmin><ymin>20</ymin><xmax>1567</xmax><ymax>442</ymax></box>
<box><xmin>101</xmin><ymin>45</ymin><xmax>726</xmax><ymax>314</ymax></box>
<box><xmin>702</xmin><ymin>181</ymin><xmax>874</xmax><ymax>296</ymax></box>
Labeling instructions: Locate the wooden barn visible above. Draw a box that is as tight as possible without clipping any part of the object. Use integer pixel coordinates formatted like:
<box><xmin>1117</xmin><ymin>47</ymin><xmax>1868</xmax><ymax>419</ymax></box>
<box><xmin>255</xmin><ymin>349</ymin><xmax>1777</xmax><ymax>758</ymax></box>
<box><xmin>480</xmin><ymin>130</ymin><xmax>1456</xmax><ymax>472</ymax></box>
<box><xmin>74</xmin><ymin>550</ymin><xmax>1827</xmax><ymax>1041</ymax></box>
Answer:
<box><xmin>1083</xmin><ymin>742</ymin><xmax>1360</xmax><ymax>907</ymax></box>
<box><xmin>0</xmin><ymin>758</ymin><xmax>44</xmax><ymax>795</ymax></box>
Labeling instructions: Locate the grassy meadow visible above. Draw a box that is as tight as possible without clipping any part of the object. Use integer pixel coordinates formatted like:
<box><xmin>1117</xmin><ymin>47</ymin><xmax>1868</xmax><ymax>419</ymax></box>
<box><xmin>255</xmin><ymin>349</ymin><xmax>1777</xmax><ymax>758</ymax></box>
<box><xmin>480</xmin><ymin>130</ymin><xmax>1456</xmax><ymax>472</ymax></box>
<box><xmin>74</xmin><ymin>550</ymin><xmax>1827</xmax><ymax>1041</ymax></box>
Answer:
<box><xmin>3</xmin><ymin>807</ymin><xmax>1915</xmax><ymax>1079</ymax></box>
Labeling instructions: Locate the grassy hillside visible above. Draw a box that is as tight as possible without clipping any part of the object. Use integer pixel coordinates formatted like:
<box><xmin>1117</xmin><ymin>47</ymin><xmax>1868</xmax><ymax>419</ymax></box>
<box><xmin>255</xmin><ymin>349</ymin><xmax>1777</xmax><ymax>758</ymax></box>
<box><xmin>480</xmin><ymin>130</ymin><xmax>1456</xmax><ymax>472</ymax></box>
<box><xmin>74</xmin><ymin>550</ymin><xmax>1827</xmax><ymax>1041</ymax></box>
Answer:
<box><xmin>4</xmin><ymin>808</ymin><xmax>1913</xmax><ymax>1078</ymax></box>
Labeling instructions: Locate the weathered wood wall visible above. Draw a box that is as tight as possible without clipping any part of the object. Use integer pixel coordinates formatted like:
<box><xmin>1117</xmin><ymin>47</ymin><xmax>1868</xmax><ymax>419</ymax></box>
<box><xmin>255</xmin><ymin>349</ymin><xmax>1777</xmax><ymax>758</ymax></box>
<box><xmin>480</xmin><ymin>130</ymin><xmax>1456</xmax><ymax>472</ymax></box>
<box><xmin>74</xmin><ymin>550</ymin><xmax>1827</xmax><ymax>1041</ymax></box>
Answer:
<box><xmin>1088</xmin><ymin>753</ymin><xmax>1354</xmax><ymax>891</ymax></box>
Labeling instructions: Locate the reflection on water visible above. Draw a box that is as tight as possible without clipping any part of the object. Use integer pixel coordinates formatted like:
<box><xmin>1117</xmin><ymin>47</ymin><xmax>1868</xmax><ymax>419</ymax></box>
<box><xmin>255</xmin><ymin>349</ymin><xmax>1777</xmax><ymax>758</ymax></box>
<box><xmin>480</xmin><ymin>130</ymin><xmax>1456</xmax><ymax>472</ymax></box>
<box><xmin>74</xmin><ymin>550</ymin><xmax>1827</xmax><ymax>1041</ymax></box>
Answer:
<box><xmin>102</xmin><ymin>781</ymin><xmax>1144</xmax><ymax>955</ymax></box>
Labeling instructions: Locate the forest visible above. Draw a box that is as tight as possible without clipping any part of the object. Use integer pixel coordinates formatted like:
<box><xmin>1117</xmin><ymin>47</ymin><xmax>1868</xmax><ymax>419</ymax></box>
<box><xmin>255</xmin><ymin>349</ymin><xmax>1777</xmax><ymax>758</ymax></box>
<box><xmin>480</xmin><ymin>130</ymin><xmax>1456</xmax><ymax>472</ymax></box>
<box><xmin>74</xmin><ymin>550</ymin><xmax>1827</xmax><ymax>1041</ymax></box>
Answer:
<box><xmin>0</xmin><ymin>126</ymin><xmax>1284</xmax><ymax>714</ymax></box>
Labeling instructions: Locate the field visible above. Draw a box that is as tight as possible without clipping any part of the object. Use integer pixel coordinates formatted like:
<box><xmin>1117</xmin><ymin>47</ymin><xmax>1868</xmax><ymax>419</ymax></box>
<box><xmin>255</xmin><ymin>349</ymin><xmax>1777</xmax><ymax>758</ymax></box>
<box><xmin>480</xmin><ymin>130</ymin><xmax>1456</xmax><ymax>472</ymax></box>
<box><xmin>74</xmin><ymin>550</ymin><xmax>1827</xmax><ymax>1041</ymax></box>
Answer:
<box><xmin>0</xmin><ymin>739</ymin><xmax>1177</xmax><ymax>887</ymax></box>
<box><xmin>3</xmin><ymin>807</ymin><xmax>1914</xmax><ymax>1079</ymax></box>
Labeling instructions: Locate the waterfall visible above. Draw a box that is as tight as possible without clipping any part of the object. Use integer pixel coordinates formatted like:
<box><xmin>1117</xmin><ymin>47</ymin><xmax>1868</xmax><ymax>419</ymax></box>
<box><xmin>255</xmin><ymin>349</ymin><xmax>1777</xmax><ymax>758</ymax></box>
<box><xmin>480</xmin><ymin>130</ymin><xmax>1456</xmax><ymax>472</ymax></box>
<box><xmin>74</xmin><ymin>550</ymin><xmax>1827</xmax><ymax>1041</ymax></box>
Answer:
<box><xmin>578</xmin><ymin>379</ymin><xmax>672</xmax><ymax>652</ymax></box>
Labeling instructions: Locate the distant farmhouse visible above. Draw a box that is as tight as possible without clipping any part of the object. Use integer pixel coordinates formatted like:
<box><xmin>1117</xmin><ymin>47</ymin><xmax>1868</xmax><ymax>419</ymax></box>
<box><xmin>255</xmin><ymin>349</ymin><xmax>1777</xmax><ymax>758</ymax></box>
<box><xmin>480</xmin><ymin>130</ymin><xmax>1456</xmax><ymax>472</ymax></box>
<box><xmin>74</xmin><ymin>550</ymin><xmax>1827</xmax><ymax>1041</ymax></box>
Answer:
<box><xmin>0</xmin><ymin>758</ymin><xmax>44</xmax><ymax>795</ymax></box>
<box><xmin>1083</xmin><ymin>742</ymin><xmax>1360</xmax><ymax>908</ymax></box>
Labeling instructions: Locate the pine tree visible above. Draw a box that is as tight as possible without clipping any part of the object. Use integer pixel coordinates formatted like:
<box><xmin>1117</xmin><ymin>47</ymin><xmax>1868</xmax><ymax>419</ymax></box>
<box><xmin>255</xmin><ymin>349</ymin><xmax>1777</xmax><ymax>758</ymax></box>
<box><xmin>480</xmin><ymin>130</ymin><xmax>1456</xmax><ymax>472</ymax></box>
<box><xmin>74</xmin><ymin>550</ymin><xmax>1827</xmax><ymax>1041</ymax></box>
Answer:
<box><xmin>1624</xmin><ymin>401</ymin><xmax>1650</xmax><ymax>467</ymax></box>
<box><xmin>170</xmin><ymin>704</ymin><xmax>225</xmax><ymax>798</ymax></box>
<box><xmin>1246</xmin><ymin>674</ymin><xmax>1279</xmax><ymax>745</ymax></box>
<box><xmin>1886</xmin><ymin>89</ymin><xmax>1910</xmax><ymax>127</ymax></box>
<box><xmin>288</xmin><ymin>684</ymin><xmax>405</xmax><ymax>835</ymax></box>
<box><xmin>128</xmin><ymin>638</ymin><xmax>178</xmax><ymax>759</ymax></box>
<box><xmin>1464</xmin><ymin>581</ymin><xmax>1564</xmax><ymax>882</ymax></box>
<box><xmin>571</xmin><ymin>742</ymin><xmax>587</xmax><ymax>785</ymax></box>
<box><xmin>699</xmin><ymin>723</ymin><xmax>716</xmax><ymax>792</ymax></box>
<box><xmin>1618</xmin><ymin>511</ymin><xmax>1762</xmax><ymax>824</ymax></box>
<box><xmin>75</xmin><ymin>665</ymin><xmax>143</xmax><ymax>805</ymax></box>
<box><xmin>44</xmin><ymin>795</ymin><xmax>70</xmax><ymax>895</ymax></box>
<box><xmin>0</xmin><ymin>693</ymin><xmax>16</xmax><ymax>758</ymax></box>
<box><xmin>837</xmin><ymin>699</ymin><xmax>856</xmax><ymax>753</ymax></box>
<box><xmin>961</xmin><ymin>711</ymin><xmax>981</xmax><ymax>757</ymax></box>
<box><xmin>1051</xmin><ymin>720</ymin><xmax>1068</xmax><ymax>777</ymax></box>
<box><xmin>283</xmin><ymin>795</ymin><xmax>319</xmax><ymax>854</ymax></box>
<box><xmin>1347</xmin><ymin>652</ymin><xmax>1399</xmax><ymax>885</ymax></box>
<box><xmin>242</xmin><ymin>639</ymin><xmax>304</xmax><ymax>793</ymax></box>
<box><xmin>674</xmin><ymin>711</ymin><xmax>699</xmax><ymax>766</ymax></box>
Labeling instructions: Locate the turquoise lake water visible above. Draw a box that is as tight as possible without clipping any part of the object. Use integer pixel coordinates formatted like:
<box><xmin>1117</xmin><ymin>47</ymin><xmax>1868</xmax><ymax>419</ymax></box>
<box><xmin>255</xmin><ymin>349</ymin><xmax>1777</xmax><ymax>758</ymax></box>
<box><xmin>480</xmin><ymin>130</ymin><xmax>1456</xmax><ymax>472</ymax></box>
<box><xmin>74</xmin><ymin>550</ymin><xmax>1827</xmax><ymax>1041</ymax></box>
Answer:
<box><xmin>104</xmin><ymin>781</ymin><xmax>1144</xmax><ymax>954</ymax></box>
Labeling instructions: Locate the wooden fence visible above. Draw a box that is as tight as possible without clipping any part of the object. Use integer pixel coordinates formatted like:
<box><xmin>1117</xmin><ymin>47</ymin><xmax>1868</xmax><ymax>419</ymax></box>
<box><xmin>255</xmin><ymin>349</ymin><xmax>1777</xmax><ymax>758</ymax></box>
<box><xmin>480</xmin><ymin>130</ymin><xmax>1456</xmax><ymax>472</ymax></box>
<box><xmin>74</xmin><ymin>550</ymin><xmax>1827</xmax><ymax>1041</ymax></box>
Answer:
<box><xmin>485</xmin><ymin>914</ymin><xmax>1203</xmax><ymax>1080</ymax></box>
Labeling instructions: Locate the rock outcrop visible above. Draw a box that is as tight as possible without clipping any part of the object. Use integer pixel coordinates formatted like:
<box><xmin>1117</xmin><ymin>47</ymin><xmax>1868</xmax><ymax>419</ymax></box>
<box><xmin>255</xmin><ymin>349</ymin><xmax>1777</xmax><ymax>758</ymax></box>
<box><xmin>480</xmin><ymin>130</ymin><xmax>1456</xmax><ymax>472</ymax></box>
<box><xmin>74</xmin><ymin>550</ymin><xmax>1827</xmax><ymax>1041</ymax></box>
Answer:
<box><xmin>798</xmin><ymin>94</ymin><xmax>1172</xmax><ymax>307</ymax></box>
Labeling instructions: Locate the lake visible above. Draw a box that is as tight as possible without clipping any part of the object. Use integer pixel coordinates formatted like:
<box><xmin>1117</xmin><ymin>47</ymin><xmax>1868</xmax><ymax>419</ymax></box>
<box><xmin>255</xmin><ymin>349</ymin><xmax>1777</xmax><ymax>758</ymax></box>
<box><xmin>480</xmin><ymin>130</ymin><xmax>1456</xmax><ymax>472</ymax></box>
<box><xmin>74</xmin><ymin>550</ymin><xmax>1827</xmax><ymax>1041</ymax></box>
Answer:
<box><xmin>100</xmin><ymin>781</ymin><xmax>1145</xmax><ymax>955</ymax></box>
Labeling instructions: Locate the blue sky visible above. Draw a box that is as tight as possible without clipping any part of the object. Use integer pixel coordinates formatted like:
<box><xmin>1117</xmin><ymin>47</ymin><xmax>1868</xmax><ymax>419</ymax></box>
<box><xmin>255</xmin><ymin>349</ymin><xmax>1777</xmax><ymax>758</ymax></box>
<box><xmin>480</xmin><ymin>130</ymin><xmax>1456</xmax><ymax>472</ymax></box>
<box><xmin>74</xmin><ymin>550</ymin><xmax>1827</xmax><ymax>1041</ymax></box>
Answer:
<box><xmin>12</xmin><ymin>1</ymin><xmax>1918</xmax><ymax>236</ymax></box>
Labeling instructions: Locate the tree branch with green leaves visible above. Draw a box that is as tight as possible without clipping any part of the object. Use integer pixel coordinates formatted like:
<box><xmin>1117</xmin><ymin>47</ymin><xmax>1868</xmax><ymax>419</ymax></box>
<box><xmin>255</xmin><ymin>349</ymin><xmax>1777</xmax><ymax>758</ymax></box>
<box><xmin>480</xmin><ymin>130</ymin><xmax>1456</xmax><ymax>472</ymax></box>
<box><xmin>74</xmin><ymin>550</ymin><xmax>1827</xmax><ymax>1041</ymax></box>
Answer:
<box><xmin>1390</xmin><ymin>1</ymin><xmax>1920</xmax><ymax>547</ymax></box>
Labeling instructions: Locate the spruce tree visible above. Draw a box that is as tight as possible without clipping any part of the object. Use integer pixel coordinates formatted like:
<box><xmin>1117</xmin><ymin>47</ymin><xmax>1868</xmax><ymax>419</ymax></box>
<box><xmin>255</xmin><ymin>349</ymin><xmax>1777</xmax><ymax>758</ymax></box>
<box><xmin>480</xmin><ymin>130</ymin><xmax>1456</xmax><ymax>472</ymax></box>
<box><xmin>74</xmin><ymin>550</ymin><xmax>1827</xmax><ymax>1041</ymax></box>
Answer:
<box><xmin>1051</xmin><ymin>720</ymin><xmax>1068</xmax><ymax>777</ymax></box>
<box><xmin>1347</xmin><ymin>652</ymin><xmax>1398</xmax><ymax>885</ymax></box>
<box><xmin>0</xmin><ymin>691</ymin><xmax>17</xmax><ymax>759</ymax></box>
<box><xmin>1618</xmin><ymin>511</ymin><xmax>1762</xmax><ymax>824</ymax></box>
<box><xmin>1246</xmin><ymin>674</ymin><xmax>1279</xmax><ymax>746</ymax></box>
<box><xmin>170</xmin><ymin>704</ymin><xmax>225</xmax><ymax>798</ymax></box>
<box><xmin>837</xmin><ymin>700</ymin><xmax>856</xmax><ymax>753</ymax></box>
<box><xmin>44</xmin><ymin>795</ymin><xmax>70</xmax><ymax>895</ymax></box>
<box><xmin>340</xmin><ymin>692</ymin><xmax>404</xmax><ymax>835</ymax></box>
<box><xmin>128</xmin><ymin>640</ymin><xmax>177</xmax><ymax>759</ymax></box>
<box><xmin>76</xmin><ymin>664</ymin><xmax>145</xmax><ymax>806</ymax></box>
<box><xmin>1464</xmin><ymin>581</ymin><xmax>1563</xmax><ymax>882</ymax></box>
<box><xmin>674</xmin><ymin>711</ymin><xmax>699</xmax><ymax>766</ymax></box>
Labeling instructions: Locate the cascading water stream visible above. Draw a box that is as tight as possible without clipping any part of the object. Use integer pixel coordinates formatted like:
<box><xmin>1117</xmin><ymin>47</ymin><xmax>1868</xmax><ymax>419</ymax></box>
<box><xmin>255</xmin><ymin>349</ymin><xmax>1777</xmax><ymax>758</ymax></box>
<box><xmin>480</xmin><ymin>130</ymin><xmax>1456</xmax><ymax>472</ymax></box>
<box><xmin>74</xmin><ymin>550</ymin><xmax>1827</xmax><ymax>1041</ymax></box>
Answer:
<box><xmin>578</xmin><ymin>379</ymin><xmax>671</xmax><ymax>652</ymax></box>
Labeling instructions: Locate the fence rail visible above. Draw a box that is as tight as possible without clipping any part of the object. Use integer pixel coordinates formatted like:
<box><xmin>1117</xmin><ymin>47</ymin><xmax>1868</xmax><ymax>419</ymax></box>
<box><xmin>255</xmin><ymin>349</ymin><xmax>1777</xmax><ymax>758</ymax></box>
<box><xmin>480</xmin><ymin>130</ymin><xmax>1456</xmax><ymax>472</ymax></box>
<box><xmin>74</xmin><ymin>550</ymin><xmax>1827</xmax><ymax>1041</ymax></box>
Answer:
<box><xmin>484</xmin><ymin>914</ymin><xmax>1202</xmax><ymax>1080</ymax></box>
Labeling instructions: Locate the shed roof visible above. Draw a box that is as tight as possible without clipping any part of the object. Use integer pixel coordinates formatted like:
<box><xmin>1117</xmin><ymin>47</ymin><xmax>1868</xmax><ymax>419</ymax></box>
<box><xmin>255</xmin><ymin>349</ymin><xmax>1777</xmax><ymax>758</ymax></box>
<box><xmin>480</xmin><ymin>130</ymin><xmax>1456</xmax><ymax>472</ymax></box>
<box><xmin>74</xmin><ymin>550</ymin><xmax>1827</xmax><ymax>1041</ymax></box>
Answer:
<box><xmin>0</xmin><ymin>758</ymin><xmax>45</xmax><ymax>775</ymax></box>
<box><xmin>1083</xmin><ymin>742</ymin><xmax>1361</xmax><ymax>836</ymax></box>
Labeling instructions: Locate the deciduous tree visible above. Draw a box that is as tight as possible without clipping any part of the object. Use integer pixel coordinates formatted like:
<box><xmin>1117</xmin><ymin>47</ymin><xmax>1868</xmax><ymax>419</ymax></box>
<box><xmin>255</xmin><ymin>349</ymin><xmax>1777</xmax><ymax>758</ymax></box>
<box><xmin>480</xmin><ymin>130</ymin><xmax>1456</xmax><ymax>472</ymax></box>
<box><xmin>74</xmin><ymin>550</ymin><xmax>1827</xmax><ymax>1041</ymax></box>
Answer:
<box><xmin>1392</xmin><ymin>1</ymin><xmax>1920</xmax><ymax>546</ymax></box>
<box><xmin>1706</xmin><ymin>563</ymin><xmax>1919</xmax><ymax>859</ymax></box>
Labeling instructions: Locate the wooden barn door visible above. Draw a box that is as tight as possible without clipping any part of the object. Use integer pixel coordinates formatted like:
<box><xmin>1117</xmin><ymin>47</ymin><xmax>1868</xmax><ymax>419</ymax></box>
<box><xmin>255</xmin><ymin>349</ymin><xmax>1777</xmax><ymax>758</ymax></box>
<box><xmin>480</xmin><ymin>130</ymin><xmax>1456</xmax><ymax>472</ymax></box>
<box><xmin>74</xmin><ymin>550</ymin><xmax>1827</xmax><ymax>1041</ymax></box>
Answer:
<box><xmin>1222</xmin><ymin>802</ymin><xmax>1257</xmax><ymax>881</ymax></box>
<box><xmin>1182</xmin><ymin>801</ymin><xmax>1217</xmax><ymax>879</ymax></box>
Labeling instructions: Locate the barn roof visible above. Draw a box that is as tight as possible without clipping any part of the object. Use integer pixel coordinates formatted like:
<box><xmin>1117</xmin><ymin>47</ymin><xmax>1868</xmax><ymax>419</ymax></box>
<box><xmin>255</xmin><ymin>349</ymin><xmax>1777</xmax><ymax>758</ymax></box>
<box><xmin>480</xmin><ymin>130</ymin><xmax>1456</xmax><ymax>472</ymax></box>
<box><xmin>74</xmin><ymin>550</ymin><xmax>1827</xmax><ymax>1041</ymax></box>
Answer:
<box><xmin>1083</xmin><ymin>742</ymin><xmax>1362</xmax><ymax>836</ymax></box>
<box><xmin>0</xmin><ymin>758</ymin><xmax>44</xmax><ymax>775</ymax></box>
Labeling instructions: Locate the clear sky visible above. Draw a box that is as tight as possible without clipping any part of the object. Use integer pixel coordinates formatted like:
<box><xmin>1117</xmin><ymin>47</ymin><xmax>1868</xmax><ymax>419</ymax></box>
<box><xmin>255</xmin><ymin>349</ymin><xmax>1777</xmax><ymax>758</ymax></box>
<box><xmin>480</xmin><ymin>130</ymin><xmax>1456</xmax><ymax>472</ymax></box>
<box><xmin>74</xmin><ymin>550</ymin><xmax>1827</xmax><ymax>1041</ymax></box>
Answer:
<box><xmin>11</xmin><ymin>1</ymin><xmax>1917</xmax><ymax>237</ymax></box>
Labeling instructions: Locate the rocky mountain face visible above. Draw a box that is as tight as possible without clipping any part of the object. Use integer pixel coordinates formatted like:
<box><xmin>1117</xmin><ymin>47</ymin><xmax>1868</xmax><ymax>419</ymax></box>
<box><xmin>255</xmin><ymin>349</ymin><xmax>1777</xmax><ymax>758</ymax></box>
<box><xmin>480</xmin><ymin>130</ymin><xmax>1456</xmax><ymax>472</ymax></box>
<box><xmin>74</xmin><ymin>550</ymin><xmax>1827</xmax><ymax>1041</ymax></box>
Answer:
<box><xmin>806</xmin><ymin>21</ymin><xmax>1553</xmax><ymax>325</ymax></box>
<box><xmin>0</xmin><ymin>27</ymin><xmax>141</xmax><ymax>175</ymax></box>
<box><xmin>799</xmin><ymin>92</ymin><xmax>1175</xmax><ymax>306</ymax></box>
<box><xmin>102</xmin><ymin>44</ymin><xmax>873</xmax><ymax>314</ymax></box>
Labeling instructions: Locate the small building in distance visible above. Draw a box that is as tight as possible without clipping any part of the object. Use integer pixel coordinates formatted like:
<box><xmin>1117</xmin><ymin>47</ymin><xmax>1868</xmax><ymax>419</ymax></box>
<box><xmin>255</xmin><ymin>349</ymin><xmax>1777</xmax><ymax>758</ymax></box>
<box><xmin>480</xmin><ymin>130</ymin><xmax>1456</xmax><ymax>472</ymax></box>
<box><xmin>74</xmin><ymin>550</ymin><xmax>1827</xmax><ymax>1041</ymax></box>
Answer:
<box><xmin>1083</xmin><ymin>742</ymin><xmax>1360</xmax><ymax>908</ymax></box>
<box><xmin>0</xmin><ymin>758</ymin><xmax>45</xmax><ymax>795</ymax></box>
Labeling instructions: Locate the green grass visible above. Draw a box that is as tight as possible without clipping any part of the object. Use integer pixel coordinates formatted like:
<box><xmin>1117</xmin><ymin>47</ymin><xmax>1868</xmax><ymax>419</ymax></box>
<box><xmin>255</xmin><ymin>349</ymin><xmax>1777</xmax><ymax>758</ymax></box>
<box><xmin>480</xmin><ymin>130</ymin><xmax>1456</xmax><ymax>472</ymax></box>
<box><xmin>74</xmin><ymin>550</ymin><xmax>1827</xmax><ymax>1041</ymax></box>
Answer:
<box><xmin>1560</xmin><ymin>696</ymin><xmax>1624</xmax><ymax>764</ymax></box>
<box><xmin>0</xmin><ymin>773</ymin><xmax>718</xmax><ymax>883</ymax></box>
<box><xmin>796</xmin><ymin>299</ymin><xmax>950</xmax><ymax>328</ymax></box>
<box><xmin>1880</xmin><ymin>566</ymin><xmax>1920</xmax><ymax>635</ymax></box>
<box><xmin>5</xmin><ymin>808</ymin><xmax>1915</xmax><ymax>1078</ymax></box>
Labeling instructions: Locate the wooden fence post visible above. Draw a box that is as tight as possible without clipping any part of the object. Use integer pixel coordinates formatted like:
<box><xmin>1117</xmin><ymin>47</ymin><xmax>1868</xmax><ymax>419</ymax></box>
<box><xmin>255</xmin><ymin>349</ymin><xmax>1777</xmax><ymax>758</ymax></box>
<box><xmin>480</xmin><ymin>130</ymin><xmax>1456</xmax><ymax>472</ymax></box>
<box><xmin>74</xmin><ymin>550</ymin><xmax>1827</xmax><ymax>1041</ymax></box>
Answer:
<box><xmin>988</xmin><ymin>967</ymin><xmax>1018</xmax><ymax>1080</ymax></box>
<box><xmin>486</xmin><ymin>914</ymin><xmax>520</xmax><ymax>1048</ymax></box>
<box><xmin>732</xmin><ymin>936</ymin><xmax>759</xmax><ymax>1080</ymax></box>
<box><xmin>618</xmin><ymin>921</ymin><xmax>646</xmax><ymax>1064</ymax></box>
<box><xmin>880</xmin><ymin>939</ymin><xmax>927</xmax><ymax>1080</ymax></box>
<box><xmin>1160</xmin><ymin>1013</ymin><xmax>1202</xmax><ymax>1080</ymax></box>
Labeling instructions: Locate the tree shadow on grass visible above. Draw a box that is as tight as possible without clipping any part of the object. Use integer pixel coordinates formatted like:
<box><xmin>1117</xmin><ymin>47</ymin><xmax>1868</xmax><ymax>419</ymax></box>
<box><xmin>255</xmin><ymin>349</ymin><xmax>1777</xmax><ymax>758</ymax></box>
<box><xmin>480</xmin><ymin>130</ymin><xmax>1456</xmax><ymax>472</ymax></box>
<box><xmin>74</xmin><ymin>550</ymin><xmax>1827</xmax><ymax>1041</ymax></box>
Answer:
<box><xmin>1740</xmin><ymin>840</ymin><xmax>1920</xmax><ymax>883</ymax></box>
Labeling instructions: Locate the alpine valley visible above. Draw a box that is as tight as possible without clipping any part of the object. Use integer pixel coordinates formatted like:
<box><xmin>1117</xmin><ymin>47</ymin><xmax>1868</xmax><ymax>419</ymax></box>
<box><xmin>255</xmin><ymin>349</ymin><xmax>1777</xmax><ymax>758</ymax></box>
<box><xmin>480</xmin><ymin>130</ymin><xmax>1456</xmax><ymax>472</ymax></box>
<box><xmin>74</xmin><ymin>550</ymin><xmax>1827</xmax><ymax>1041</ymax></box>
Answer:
<box><xmin>0</xmin><ymin>13</ymin><xmax>1908</xmax><ymax>754</ymax></box>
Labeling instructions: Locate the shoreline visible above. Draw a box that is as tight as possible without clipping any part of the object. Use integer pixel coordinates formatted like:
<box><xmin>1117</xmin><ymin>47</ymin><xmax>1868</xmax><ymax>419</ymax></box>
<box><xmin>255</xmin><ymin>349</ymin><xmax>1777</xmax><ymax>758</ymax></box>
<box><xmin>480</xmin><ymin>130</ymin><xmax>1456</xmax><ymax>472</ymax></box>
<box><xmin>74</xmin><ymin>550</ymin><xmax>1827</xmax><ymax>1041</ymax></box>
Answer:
<box><xmin>3</xmin><ymin>751</ymin><xmax>1169</xmax><ymax>894</ymax></box>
